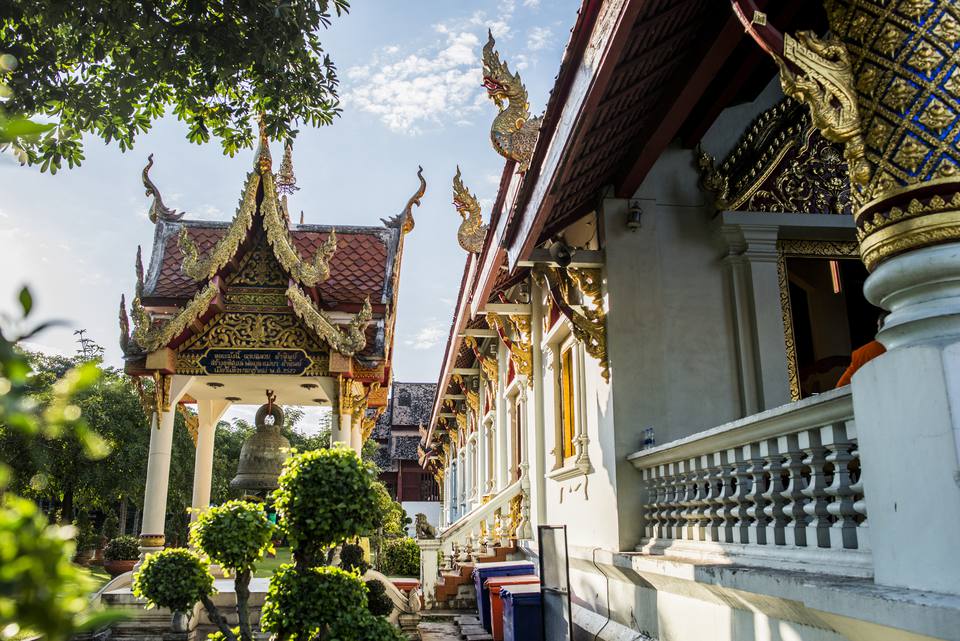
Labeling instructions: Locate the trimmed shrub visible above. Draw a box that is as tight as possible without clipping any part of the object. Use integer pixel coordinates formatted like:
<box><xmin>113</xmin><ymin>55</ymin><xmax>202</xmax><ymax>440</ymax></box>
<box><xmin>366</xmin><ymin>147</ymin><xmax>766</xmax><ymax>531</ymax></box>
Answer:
<box><xmin>260</xmin><ymin>564</ymin><xmax>369</xmax><ymax>637</ymax></box>
<box><xmin>364</xmin><ymin>579</ymin><xmax>394</xmax><ymax>617</ymax></box>
<box><xmin>103</xmin><ymin>535</ymin><xmax>140</xmax><ymax>561</ymax></box>
<box><xmin>272</xmin><ymin>447</ymin><xmax>380</xmax><ymax>561</ymax></box>
<box><xmin>380</xmin><ymin>538</ymin><xmax>419</xmax><ymax>577</ymax></box>
<box><xmin>190</xmin><ymin>500</ymin><xmax>274</xmax><ymax>572</ymax></box>
<box><xmin>132</xmin><ymin>548</ymin><xmax>213</xmax><ymax>613</ymax></box>
<box><xmin>339</xmin><ymin>542</ymin><xmax>370</xmax><ymax>575</ymax></box>
<box><xmin>345</xmin><ymin>612</ymin><xmax>407</xmax><ymax>641</ymax></box>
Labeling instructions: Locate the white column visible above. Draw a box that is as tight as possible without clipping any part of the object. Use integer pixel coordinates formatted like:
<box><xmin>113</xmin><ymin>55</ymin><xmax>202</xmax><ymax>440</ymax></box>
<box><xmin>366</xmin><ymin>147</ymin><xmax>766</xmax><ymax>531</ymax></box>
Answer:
<box><xmin>853</xmin><ymin>243</ymin><xmax>960</xmax><ymax>595</ymax></box>
<box><xmin>495</xmin><ymin>344</ymin><xmax>510</xmax><ymax>489</ymax></box>
<box><xmin>191</xmin><ymin>400</ymin><xmax>231</xmax><ymax>520</ymax></box>
<box><xmin>417</xmin><ymin>539</ymin><xmax>441</xmax><ymax>609</ymax></box>
<box><xmin>530</xmin><ymin>278</ymin><xmax>547</xmax><ymax>528</ymax></box>
<box><xmin>139</xmin><ymin>376</ymin><xmax>194</xmax><ymax>558</ymax></box>
<box><xmin>457</xmin><ymin>450</ymin><xmax>466</xmax><ymax>514</ymax></box>
<box><xmin>334</xmin><ymin>411</ymin><xmax>352</xmax><ymax>447</ymax></box>
<box><xmin>350</xmin><ymin>417</ymin><xmax>363</xmax><ymax>454</ymax></box>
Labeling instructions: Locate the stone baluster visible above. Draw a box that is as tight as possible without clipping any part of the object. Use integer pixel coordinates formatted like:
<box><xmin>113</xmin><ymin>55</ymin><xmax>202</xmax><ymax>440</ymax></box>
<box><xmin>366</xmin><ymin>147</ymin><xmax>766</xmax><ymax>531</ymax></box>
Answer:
<box><xmin>779</xmin><ymin>433</ymin><xmax>808</xmax><ymax>547</ymax></box>
<box><xmin>761</xmin><ymin>437</ymin><xmax>788</xmax><ymax>546</ymax></box>
<box><xmin>656</xmin><ymin>464</ymin><xmax>671</xmax><ymax>540</ymax></box>
<box><xmin>477</xmin><ymin>517</ymin><xmax>490</xmax><ymax>555</ymax></box>
<box><xmin>800</xmin><ymin>428</ymin><xmax>831</xmax><ymax>548</ymax></box>
<box><xmin>718</xmin><ymin>450</ymin><xmax>738</xmax><ymax>544</ymax></box>
<box><xmin>745</xmin><ymin>442</ymin><xmax>769</xmax><ymax>545</ymax></box>
<box><xmin>493</xmin><ymin>509</ymin><xmax>506</xmax><ymax>547</ymax></box>
<box><xmin>516</xmin><ymin>486</ymin><xmax>533</xmax><ymax>541</ymax></box>
<box><xmin>460</xmin><ymin>533</ymin><xmax>474</xmax><ymax>562</ymax></box>
<box><xmin>679</xmin><ymin>459</ymin><xmax>697</xmax><ymax>541</ymax></box>
<box><xmin>642</xmin><ymin>467</ymin><xmax>657</xmax><ymax>540</ymax></box>
<box><xmin>731</xmin><ymin>446</ymin><xmax>753</xmax><ymax>544</ymax></box>
<box><xmin>664</xmin><ymin>462</ymin><xmax>681</xmax><ymax>540</ymax></box>
<box><xmin>849</xmin><ymin>434</ymin><xmax>869</xmax><ymax>552</ymax></box>
<box><xmin>704</xmin><ymin>452</ymin><xmax>726</xmax><ymax>544</ymax></box>
<box><xmin>691</xmin><ymin>457</ymin><xmax>710</xmax><ymax>542</ymax></box>
<box><xmin>823</xmin><ymin>422</ymin><xmax>859</xmax><ymax>550</ymax></box>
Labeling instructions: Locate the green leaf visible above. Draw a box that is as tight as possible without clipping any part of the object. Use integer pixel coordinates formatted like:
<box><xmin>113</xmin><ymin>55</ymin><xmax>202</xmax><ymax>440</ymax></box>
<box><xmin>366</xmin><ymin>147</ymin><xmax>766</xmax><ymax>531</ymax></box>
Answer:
<box><xmin>18</xmin><ymin>286</ymin><xmax>32</xmax><ymax>317</ymax></box>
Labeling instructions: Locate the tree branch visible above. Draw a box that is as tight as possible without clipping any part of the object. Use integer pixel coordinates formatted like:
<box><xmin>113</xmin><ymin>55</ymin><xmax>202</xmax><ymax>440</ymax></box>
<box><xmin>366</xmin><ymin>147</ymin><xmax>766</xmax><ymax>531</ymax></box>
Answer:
<box><xmin>199</xmin><ymin>593</ymin><xmax>236</xmax><ymax>641</ymax></box>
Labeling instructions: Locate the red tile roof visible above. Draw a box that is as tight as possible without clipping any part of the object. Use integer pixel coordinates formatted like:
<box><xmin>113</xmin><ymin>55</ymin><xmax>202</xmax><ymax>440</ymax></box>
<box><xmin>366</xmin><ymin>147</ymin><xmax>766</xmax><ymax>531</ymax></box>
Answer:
<box><xmin>146</xmin><ymin>223</ymin><xmax>393</xmax><ymax>307</ymax></box>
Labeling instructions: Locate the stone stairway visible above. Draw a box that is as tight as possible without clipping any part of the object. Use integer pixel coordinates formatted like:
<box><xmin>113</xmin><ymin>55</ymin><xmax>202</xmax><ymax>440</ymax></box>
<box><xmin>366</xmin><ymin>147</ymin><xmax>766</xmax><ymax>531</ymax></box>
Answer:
<box><xmin>432</xmin><ymin>544</ymin><xmax>517</xmax><ymax>610</ymax></box>
<box><xmin>418</xmin><ymin>610</ymin><xmax>492</xmax><ymax>641</ymax></box>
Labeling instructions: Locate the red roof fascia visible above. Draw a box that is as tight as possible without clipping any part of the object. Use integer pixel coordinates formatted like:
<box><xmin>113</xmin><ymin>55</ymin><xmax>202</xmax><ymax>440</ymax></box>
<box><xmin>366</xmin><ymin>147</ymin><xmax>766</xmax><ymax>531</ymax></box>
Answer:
<box><xmin>424</xmin><ymin>254</ymin><xmax>478</xmax><ymax>457</ymax></box>
<box><xmin>503</xmin><ymin>0</ymin><xmax>620</xmax><ymax>269</ymax></box>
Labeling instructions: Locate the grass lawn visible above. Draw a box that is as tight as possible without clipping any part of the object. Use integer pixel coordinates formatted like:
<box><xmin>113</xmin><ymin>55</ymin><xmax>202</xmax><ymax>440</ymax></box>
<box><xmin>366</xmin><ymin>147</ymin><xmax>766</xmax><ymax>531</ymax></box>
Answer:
<box><xmin>82</xmin><ymin>564</ymin><xmax>113</xmax><ymax>592</ymax></box>
<box><xmin>254</xmin><ymin>547</ymin><xmax>292</xmax><ymax>577</ymax></box>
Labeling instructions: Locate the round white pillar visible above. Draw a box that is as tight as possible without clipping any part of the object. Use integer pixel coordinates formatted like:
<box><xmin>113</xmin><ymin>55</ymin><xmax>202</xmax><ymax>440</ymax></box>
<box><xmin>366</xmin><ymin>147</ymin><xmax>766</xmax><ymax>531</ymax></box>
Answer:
<box><xmin>139</xmin><ymin>409</ymin><xmax>176</xmax><ymax>556</ymax></box>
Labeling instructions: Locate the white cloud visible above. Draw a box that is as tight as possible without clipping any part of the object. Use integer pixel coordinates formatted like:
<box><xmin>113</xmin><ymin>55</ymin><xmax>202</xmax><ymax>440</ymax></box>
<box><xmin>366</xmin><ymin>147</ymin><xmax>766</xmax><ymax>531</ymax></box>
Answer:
<box><xmin>527</xmin><ymin>26</ymin><xmax>552</xmax><ymax>51</ymax></box>
<box><xmin>406</xmin><ymin>318</ymin><xmax>447</xmax><ymax>350</ymax></box>
<box><xmin>523</xmin><ymin>0</ymin><xmax>541</xmax><ymax>6</ymax></box>
<box><xmin>344</xmin><ymin>31</ymin><xmax>486</xmax><ymax>134</ymax></box>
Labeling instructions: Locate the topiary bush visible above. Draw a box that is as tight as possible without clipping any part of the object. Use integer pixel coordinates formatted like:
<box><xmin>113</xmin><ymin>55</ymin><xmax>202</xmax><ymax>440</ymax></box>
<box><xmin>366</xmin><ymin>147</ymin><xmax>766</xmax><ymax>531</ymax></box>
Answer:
<box><xmin>339</xmin><ymin>542</ymin><xmax>369</xmax><ymax>575</ymax></box>
<box><xmin>190</xmin><ymin>500</ymin><xmax>275</xmax><ymax>572</ymax></box>
<box><xmin>272</xmin><ymin>446</ymin><xmax>381</xmax><ymax>565</ymax></box>
<box><xmin>348</xmin><ymin>612</ymin><xmax>407</xmax><ymax>641</ymax></box>
<box><xmin>380</xmin><ymin>537</ymin><xmax>420</xmax><ymax>577</ymax></box>
<box><xmin>364</xmin><ymin>579</ymin><xmax>394</xmax><ymax>617</ymax></box>
<box><xmin>131</xmin><ymin>548</ymin><xmax>213</xmax><ymax>614</ymax></box>
<box><xmin>260</xmin><ymin>564</ymin><xmax>369</xmax><ymax>639</ymax></box>
<box><xmin>103</xmin><ymin>535</ymin><xmax>140</xmax><ymax>561</ymax></box>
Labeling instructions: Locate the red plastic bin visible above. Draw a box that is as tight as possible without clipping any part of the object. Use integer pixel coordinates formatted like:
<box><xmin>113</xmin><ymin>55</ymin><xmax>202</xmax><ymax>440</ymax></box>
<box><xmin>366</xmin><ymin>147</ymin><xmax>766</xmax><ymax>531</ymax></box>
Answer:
<box><xmin>486</xmin><ymin>574</ymin><xmax>540</xmax><ymax>641</ymax></box>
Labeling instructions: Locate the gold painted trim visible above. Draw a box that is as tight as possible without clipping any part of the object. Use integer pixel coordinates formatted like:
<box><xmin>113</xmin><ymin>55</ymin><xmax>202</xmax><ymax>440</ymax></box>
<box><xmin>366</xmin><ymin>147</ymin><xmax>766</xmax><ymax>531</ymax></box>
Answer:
<box><xmin>286</xmin><ymin>283</ymin><xmax>372</xmax><ymax>357</ymax></box>
<box><xmin>776</xmin><ymin>239</ymin><xmax>859</xmax><ymax>401</ymax></box>
<box><xmin>132</xmin><ymin>281</ymin><xmax>220</xmax><ymax>352</ymax></box>
<box><xmin>139</xmin><ymin>534</ymin><xmax>165</xmax><ymax>548</ymax></box>
<box><xmin>860</xmin><ymin>210</ymin><xmax>960</xmax><ymax>272</ymax></box>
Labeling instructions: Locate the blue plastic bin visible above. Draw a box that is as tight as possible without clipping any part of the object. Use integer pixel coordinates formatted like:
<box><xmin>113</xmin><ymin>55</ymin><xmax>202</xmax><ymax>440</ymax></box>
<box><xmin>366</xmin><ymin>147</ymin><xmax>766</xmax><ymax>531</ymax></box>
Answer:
<box><xmin>472</xmin><ymin>560</ymin><xmax>536</xmax><ymax>631</ymax></box>
<box><xmin>501</xmin><ymin>584</ymin><xmax>543</xmax><ymax>641</ymax></box>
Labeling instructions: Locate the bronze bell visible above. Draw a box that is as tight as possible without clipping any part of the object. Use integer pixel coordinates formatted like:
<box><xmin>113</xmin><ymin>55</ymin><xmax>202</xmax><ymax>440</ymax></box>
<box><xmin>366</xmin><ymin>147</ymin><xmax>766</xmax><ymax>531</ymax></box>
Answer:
<box><xmin>230</xmin><ymin>402</ymin><xmax>291</xmax><ymax>493</ymax></box>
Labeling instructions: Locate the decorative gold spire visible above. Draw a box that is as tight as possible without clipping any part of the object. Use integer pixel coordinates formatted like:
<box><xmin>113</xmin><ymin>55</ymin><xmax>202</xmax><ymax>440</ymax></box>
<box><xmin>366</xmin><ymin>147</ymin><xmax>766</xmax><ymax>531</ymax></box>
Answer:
<box><xmin>482</xmin><ymin>30</ymin><xmax>542</xmax><ymax>173</ymax></box>
<box><xmin>119</xmin><ymin>294</ymin><xmax>133</xmax><ymax>356</ymax></box>
<box><xmin>256</xmin><ymin>115</ymin><xmax>272</xmax><ymax>174</ymax></box>
<box><xmin>382</xmin><ymin>166</ymin><xmax>427</xmax><ymax>234</ymax></box>
<box><xmin>452</xmin><ymin>166</ymin><xmax>487</xmax><ymax>253</ymax></box>
<box><xmin>135</xmin><ymin>246</ymin><xmax>145</xmax><ymax>298</ymax></box>
<box><xmin>275</xmin><ymin>140</ymin><xmax>299</xmax><ymax>196</ymax></box>
<box><xmin>142</xmin><ymin>154</ymin><xmax>184</xmax><ymax>223</ymax></box>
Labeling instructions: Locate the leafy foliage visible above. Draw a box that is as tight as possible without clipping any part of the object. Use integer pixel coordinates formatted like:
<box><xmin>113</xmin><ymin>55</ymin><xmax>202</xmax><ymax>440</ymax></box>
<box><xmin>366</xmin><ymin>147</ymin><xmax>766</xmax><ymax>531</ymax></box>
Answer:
<box><xmin>351</xmin><ymin>613</ymin><xmax>406</xmax><ymax>641</ymax></box>
<box><xmin>364</xmin><ymin>579</ymin><xmax>394</xmax><ymax>618</ymax></box>
<box><xmin>0</xmin><ymin>288</ymin><xmax>120</xmax><ymax>640</ymax></box>
<box><xmin>103</xmin><ymin>535</ymin><xmax>140</xmax><ymax>561</ymax></box>
<box><xmin>0</xmin><ymin>0</ymin><xmax>350</xmax><ymax>171</ymax></box>
<box><xmin>260</xmin><ymin>564</ymin><xmax>369</xmax><ymax>639</ymax></box>
<box><xmin>190</xmin><ymin>500</ymin><xmax>275</xmax><ymax>572</ymax></box>
<box><xmin>338</xmin><ymin>542</ymin><xmax>369</xmax><ymax>575</ymax></box>
<box><xmin>0</xmin><ymin>497</ymin><xmax>94</xmax><ymax>640</ymax></box>
<box><xmin>132</xmin><ymin>548</ymin><xmax>213</xmax><ymax>614</ymax></box>
<box><xmin>272</xmin><ymin>446</ymin><xmax>380</xmax><ymax>561</ymax></box>
<box><xmin>380</xmin><ymin>538</ymin><xmax>420</xmax><ymax>577</ymax></box>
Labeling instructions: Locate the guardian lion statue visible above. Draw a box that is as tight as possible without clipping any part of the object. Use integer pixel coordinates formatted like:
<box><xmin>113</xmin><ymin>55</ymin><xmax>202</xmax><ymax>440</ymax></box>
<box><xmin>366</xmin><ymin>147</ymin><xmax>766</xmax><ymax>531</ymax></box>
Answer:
<box><xmin>415</xmin><ymin>513</ymin><xmax>436</xmax><ymax>539</ymax></box>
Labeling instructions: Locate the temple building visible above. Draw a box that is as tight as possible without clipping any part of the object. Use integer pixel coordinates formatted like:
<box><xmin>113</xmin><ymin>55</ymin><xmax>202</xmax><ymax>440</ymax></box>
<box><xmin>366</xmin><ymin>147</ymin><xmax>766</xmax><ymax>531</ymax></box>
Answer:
<box><xmin>417</xmin><ymin>2</ymin><xmax>960</xmax><ymax>641</ymax></box>
<box><xmin>118</xmin><ymin>127</ymin><xmax>425</xmax><ymax>556</ymax></box>
<box><xmin>371</xmin><ymin>382</ymin><xmax>441</xmax><ymax>531</ymax></box>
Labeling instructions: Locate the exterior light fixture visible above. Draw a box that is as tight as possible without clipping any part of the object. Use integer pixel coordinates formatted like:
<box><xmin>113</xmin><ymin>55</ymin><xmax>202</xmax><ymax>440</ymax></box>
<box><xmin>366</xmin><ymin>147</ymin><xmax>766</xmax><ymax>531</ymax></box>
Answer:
<box><xmin>300</xmin><ymin>382</ymin><xmax>318</xmax><ymax>389</ymax></box>
<box><xmin>206</xmin><ymin>381</ymin><xmax>224</xmax><ymax>388</ymax></box>
<box><xmin>225</xmin><ymin>396</ymin><xmax>241</xmax><ymax>402</ymax></box>
<box><xmin>549</xmin><ymin>238</ymin><xmax>573</xmax><ymax>267</ymax></box>
<box><xmin>627</xmin><ymin>201</ymin><xmax>643</xmax><ymax>232</ymax></box>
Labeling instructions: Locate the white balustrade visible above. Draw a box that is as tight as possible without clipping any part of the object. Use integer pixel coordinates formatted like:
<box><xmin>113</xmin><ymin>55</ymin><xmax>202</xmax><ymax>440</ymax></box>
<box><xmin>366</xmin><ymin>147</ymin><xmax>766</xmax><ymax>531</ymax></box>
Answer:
<box><xmin>628</xmin><ymin>389</ymin><xmax>870</xmax><ymax>575</ymax></box>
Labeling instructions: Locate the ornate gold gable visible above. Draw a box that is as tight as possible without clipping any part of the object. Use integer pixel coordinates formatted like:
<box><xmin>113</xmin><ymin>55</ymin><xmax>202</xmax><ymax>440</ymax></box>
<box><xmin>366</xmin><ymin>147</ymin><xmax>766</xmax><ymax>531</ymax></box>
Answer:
<box><xmin>697</xmin><ymin>97</ymin><xmax>852</xmax><ymax>215</ymax></box>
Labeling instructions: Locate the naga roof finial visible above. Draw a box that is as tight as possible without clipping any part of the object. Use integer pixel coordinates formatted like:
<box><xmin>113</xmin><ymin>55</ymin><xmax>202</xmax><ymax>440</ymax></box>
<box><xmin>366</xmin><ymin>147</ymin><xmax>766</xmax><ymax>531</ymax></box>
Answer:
<box><xmin>276</xmin><ymin>140</ymin><xmax>299</xmax><ymax>196</ymax></box>
<box><xmin>142</xmin><ymin>154</ymin><xmax>184</xmax><ymax>224</ymax></box>
<box><xmin>135</xmin><ymin>246</ymin><xmax>145</xmax><ymax>298</ymax></box>
<box><xmin>382</xmin><ymin>166</ymin><xmax>427</xmax><ymax>234</ymax></box>
<box><xmin>482</xmin><ymin>30</ymin><xmax>542</xmax><ymax>173</ymax></box>
<box><xmin>452</xmin><ymin>166</ymin><xmax>487</xmax><ymax>253</ymax></box>
<box><xmin>119</xmin><ymin>294</ymin><xmax>133</xmax><ymax>356</ymax></box>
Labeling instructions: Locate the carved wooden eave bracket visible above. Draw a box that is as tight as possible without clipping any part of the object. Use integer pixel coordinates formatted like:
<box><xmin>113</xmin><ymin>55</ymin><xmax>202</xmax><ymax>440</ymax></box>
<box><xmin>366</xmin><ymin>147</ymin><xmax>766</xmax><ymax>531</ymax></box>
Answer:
<box><xmin>487</xmin><ymin>311</ymin><xmax>532</xmax><ymax>384</ymax></box>
<box><xmin>131</xmin><ymin>279</ymin><xmax>222</xmax><ymax>353</ymax></box>
<box><xmin>287</xmin><ymin>283</ymin><xmax>372</xmax><ymax>357</ymax></box>
<box><xmin>451</xmin><ymin>373</ymin><xmax>480</xmax><ymax>416</ymax></box>
<box><xmin>463</xmin><ymin>335</ymin><xmax>498</xmax><ymax>383</ymax></box>
<box><xmin>535</xmin><ymin>266</ymin><xmax>609</xmax><ymax>381</ymax></box>
<box><xmin>482</xmin><ymin>31</ymin><xmax>542</xmax><ymax>173</ymax></box>
<box><xmin>453</xmin><ymin>166</ymin><xmax>488</xmax><ymax>253</ymax></box>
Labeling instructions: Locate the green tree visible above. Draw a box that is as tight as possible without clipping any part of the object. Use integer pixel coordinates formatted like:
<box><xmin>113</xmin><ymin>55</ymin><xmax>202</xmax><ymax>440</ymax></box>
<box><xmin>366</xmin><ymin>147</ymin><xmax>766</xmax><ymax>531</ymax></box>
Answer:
<box><xmin>0</xmin><ymin>0</ymin><xmax>350</xmax><ymax>171</ymax></box>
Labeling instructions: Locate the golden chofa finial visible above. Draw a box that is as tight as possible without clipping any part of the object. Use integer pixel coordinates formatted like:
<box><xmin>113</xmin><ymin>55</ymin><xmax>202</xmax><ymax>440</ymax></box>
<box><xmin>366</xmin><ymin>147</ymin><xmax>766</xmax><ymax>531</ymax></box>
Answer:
<box><xmin>382</xmin><ymin>166</ymin><xmax>427</xmax><ymax>234</ymax></box>
<box><xmin>276</xmin><ymin>140</ymin><xmax>299</xmax><ymax>196</ymax></box>
<box><xmin>482</xmin><ymin>30</ymin><xmax>541</xmax><ymax>173</ymax></box>
<box><xmin>142</xmin><ymin>154</ymin><xmax>184</xmax><ymax>223</ymax></box>
<box><xmin>256</xmin><ymin>115</ymin><xmax>272</xmax><ymax>174</ymax></box>
<box><xmin>452</xmin><ymin>166</ymin><xmax>487</xmax><ymax>253</ymax></box>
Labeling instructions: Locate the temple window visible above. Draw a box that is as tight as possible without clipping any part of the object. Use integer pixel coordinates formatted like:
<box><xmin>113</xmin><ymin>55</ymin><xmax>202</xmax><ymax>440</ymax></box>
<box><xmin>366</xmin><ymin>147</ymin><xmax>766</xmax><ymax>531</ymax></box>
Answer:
<box><xmin>777</xmin><ymin>240</ymin><xmax>883</xmax><ymax>399</ymax></box>
<box><xmin>560</xmin><ymin>343</ymin><xmax>576</xmax><ymax>460</ymax></box>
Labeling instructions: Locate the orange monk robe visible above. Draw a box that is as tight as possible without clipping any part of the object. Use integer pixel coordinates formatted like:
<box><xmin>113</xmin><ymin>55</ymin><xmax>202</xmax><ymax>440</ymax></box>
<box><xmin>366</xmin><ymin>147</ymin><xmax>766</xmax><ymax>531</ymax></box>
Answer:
<box><xmin>836</xmin><ymin>340</ymin><xmax>886</xmax><ymax>388</ymax></box>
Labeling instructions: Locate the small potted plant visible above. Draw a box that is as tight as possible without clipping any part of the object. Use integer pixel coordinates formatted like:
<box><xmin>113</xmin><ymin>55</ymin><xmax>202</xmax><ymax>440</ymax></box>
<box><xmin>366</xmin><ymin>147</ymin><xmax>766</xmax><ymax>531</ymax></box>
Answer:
<box><xmin>103</xmin><ymin>535</ymin><xmax>141</xmax><ymax>577</ymax></box>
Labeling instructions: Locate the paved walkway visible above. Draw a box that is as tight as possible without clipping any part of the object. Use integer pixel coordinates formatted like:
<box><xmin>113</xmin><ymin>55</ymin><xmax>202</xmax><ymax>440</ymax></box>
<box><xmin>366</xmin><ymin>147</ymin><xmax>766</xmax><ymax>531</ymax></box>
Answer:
<box><xmin>418</xmin><ymin>619</ymin><xmax>461</xmax><ymax>640</ymax></box>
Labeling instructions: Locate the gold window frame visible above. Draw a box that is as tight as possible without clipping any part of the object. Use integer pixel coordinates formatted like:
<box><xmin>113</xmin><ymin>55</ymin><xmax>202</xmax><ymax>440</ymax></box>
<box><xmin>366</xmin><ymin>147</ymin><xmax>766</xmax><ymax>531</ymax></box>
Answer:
<box><xmin>776</xmin><ymin>239</ymin><xmax>860</xmax><ymax>401</ymax></box>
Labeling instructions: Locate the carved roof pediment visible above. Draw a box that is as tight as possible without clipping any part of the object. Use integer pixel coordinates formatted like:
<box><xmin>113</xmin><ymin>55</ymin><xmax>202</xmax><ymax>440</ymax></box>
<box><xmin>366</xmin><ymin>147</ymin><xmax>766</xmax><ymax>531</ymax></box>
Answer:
<box><xmin>697</xmin><ymin>97</ymin><xmax>852</xmax><ymax>216</ymax></box>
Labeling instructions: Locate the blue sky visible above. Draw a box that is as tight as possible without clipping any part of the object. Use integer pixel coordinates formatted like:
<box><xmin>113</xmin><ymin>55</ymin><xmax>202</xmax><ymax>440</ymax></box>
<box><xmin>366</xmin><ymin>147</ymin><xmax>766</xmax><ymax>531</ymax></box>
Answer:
<box><xmin>0</xmin><ymin>0</ymin><xmax>579</xmax><ymax>427</ymax></box>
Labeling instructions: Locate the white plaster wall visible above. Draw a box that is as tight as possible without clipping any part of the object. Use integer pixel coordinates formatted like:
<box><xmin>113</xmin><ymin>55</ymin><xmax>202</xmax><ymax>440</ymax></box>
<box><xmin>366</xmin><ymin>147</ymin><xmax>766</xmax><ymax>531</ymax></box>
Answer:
<box><xmin>401</xmin><ymin>501</ymin><xmax>440</xmax><ymax>537</ymax></box>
